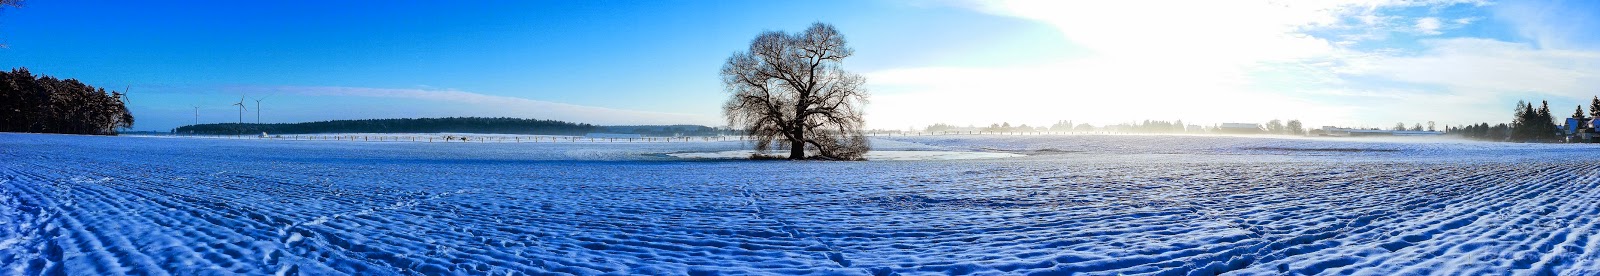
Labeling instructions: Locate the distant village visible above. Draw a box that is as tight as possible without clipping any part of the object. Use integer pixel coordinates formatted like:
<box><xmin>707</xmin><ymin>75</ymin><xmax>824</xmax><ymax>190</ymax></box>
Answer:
<box><xmin>893</xmin><ymin>106</ymin><xmax>1600</xmax><ymax>144</ymax></box>
<box><xmin>896</xmin><ymin>120</ymin><xmax>1448</xmax><ymax>137</ymax></box>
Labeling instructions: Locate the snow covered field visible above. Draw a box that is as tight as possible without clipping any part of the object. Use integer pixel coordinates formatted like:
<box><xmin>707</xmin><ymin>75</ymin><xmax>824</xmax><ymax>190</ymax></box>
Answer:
<box><xmin>3</xmin><ymin>132</ymin><xmax>1600</xmax><ymax>275</ymax></box>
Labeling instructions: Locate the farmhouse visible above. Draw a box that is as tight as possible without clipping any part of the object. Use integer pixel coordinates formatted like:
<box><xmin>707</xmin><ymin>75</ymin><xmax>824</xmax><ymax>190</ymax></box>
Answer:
<box><xmin>1564</xmin><ymin>117</ymin><xmax>1600</xmax><ymax>143</ymax></box>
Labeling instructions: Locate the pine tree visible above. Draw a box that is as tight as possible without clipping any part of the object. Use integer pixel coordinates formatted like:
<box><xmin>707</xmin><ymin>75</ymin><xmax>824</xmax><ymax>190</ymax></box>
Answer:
<box><xmin>1591</xmin><ymin>96</ymin><xmax>1600</xmax><ymax>118</ymax></box>
<box><xmin>1513</xmin><ymin>101</ymin><xmax>1531</xmax><ymax>141</ymax></box>
<box><xmin>1575</xmin><ymin>105</ymin><xmax>1586</xmax><ymax>120</ymax></box>
<box><xmin>1540</xmin><ymin>100</ymin><xmax>1555</xmax><ymax>140</ymax></box>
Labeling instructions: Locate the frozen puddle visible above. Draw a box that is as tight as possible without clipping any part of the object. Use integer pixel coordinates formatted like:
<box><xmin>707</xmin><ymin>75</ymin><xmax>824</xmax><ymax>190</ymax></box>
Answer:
<box><xmin>668</xmin><ymin>150</ymin><xmax>1023</xmax><ymax>161</ymax></box>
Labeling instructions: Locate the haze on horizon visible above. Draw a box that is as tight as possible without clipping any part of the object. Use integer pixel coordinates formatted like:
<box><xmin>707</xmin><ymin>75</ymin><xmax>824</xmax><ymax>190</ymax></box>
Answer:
<box><xmin>3</xmin><ymin>0</ymin><xmax>1598</xmax><ymax>132</ymax></box>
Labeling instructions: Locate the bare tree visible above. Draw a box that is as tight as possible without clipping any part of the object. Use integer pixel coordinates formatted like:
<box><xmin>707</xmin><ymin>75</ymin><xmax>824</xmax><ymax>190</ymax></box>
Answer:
<box><xmin>722</xmin><ymin>23</ymin><xmax>869</xmax><ymax>160</ymax></box>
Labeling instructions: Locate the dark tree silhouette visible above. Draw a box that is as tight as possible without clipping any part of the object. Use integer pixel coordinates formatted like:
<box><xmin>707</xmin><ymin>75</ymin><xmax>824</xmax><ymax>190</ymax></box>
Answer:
<box><xmin>0</xmin><ymin>68</ymin><xmax>134</xmax><ymax>135</ymax></box>
<box><xmin>722</xmin><ymin>23</ymin><xmax>869</xmax><ymax>160</ymax></box>
<box><xmin>1510</xmin><ymin>100</ymin><xmax>1560</xmax><ymax>141</ymax></box>
<box><xmin>1590</xmin><ymin>96</ymin><xmax>1600</xmax><ymax>118</ymax></box>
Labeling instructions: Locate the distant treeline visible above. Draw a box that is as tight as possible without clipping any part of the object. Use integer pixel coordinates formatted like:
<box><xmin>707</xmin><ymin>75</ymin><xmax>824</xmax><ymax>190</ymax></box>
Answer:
<box><xmin>0</xmin><ymin>68</ymin><xmax>134</xmax><ymax>135</ymax></box>
<box><xmin>601</xmin><ymin>125</ymin><xmax>731</xmax><ymax>137</ymax></box>
<box><xmin>920</xmin><ymin>119</ymin><xmax>1306</xmax><ymax>135</ymax></box>
<box><xmin>174</xmin><ymin>117</ymin><xmax>733</xmax><ymax>136</ymax></box>
<box><xmin>176</xmin><ymin>117</ymin><xmax>597</xmax><ymax>135</ymax></box>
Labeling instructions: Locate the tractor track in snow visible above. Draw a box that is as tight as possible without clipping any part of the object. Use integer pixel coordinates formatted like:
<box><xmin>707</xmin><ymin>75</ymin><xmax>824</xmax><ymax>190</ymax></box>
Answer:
<box><xmin>4</xmin><ymin>133</ymin><xmax>1600</xmax><ymax>275</ymax></box>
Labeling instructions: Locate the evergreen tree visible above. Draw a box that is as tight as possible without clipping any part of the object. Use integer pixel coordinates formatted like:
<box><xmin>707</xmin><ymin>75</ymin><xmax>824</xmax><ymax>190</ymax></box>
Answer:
<box><xmin>1512</xmin><ymin>101</ymin><xmax>1530</xmax><ymax>141</ymax></box>
<box><xmin>1591</xmin><ymin>96</ymin><xmax>1600</xmax><ymax>118</ymax></box>
<box><xmin>1575</xmin><ymin>105</ymin><xmax>1586</xmax><ymax>120</ymax></box>
<box><xmin>1539</xmin><ymin>100</ymin><xmax>1555</xmax><ymax>140</ymax></box>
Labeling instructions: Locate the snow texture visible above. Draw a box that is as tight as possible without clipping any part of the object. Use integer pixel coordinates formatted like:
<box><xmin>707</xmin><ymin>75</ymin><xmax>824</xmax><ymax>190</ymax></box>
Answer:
<box><xmin>666</xmin><ymin>150</ymin><xmax>1022</xmax><ymax>161</ymax></box>
<box><xmin>3</xmin><ymin>133</ymin><xmax>1600</xmax><ymax>275</ymax></box>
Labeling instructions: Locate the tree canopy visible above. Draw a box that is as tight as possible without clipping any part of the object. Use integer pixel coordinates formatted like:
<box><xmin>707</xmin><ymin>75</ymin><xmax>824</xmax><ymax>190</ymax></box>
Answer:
<box><xmin>722</xmin><ymin>23</ymin><xmax>869</xmax><ymax>160</ymax></box>
<box><xmin>1510</xmin><ymin>100</ymin><xmax>1559</xmax><ymax>142</ymax></box>
<box><xmin>0</xmin><ymin>68</ymin><xmax>134</xmax><ymax>135</ymax></box>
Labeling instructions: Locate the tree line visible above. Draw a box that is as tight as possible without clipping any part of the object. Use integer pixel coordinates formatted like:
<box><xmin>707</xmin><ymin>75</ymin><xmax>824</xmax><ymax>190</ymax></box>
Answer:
<box><xmin>0</xmin><ymin>68</ymin><xmax>134</xmax><ymax>135</ymax></box>
<box><xmin>175</xmin><ymin>117</ymin><xmax>597</xmax><ymax>135</ymax></box>
<box><xmin>173</xmin><ymin>117</ymin><xmax>739</xmax><ymax>136</ymax></box>
<box><xmin>1449</xmin><ymin>99</ymin><xmax>1569</xmax><ymax>142</ymax></box>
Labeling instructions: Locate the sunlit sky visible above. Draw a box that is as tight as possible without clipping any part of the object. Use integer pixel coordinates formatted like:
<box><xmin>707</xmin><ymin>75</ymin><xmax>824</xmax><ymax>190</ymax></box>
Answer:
<box><xmin>4</xmin><ymin>0</ymin><xmax>1600</xmax><ymax>131</ymax></box>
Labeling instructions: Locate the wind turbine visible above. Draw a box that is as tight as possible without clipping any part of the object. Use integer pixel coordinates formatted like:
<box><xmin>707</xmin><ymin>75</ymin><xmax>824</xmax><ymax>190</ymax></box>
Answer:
<box><xmin>232</xmin><ymin>96</ymin><xmax>248</xmax><ymax>125</ymax></box>
<box><xmin>110</xmin><ymin>86</ymin><xmax>133</xmax><ymax>132</ymax></box>
<box><xmin>117</xmin><ymin>86</ymin><xmax>131</xmax><ymax>106</ymax></box>
<box><xmin>252</xmin><ymin>96</ymin><xmax>268</xmax><ymax>124</ymax></box>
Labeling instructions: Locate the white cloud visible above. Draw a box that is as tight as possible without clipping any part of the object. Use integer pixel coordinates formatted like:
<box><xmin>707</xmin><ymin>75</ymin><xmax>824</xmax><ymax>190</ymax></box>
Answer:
<box><xmin>1345</xmin><ymin>38</ymin><xmax>1600</xmax><ymax>99</ymax></box>
<box><xmin>1416</xmin><ymin>17</ymin><xmax>1444</xmax><ymax>35</ymax></box>
<box><xmin>970</xmin><ymin>1</ymin><xmax>1339</xmax><ymax>64</ymax></box>
<box><xmin>864</xmin><ymin>58</ymin><xmax>1354</xmax><ymax>128</ymax></box>
<box><xmin>1491</xmin><ymin>0</ymin><xmax>1600</xmax><ymax>50</ymax></box>
<box><xmin>865</xmin><ymin>0</ymin><xmax>1600</xmax><ymax>128</ymax></box>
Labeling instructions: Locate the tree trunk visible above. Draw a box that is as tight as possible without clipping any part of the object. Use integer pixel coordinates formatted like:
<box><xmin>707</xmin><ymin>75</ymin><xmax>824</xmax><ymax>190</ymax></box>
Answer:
<box><xmin>789</xmin><ymin>123</ymin><xmax>806</xmax><ymax>159</ymax></box>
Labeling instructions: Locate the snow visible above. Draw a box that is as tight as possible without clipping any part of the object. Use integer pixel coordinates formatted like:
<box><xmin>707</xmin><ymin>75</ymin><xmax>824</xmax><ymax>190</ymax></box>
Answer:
<box><xmin>4</xmin><ymin>132</ymin><xmax>1600</xmax><ymax>275</ymax></box>
<box><xmin>666</xmin><ymin>150</ymin><xmax>1022</xmax><ymax>161</ymax></box>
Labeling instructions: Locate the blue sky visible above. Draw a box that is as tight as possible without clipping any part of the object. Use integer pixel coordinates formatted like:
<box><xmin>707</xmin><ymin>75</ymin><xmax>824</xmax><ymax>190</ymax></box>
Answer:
<box><xmin>3</xmin><ymin>0</ymin><xmax>1599</xmax><ymax>131</ymax></box>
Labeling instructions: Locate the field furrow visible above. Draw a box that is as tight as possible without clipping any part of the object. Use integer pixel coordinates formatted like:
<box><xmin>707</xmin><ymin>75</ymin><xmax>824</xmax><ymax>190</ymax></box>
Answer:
<box><xmin>4</xmin><ymin>133</ymin><xmax>1600</xmax><ymax>275</ymax></box>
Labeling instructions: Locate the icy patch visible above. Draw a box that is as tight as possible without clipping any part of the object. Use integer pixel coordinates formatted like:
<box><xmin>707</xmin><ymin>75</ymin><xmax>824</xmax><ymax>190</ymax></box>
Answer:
<box><xmin>667</xmin><ymin>150</ymin><xmax>1022</xmax><ymax>161</ymax></box>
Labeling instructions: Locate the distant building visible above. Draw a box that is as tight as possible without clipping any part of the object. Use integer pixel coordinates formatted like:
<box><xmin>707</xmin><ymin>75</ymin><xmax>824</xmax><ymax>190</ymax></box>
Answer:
<box><xmin>1216</xmin><ymin>123</ymin><xmax>1264</xmax><ymax>134</ymax></box>
<box><xmin>1564</xmin><ymin>117</ymin><xmax>1599</xmax><ymax>142</ymax></box>
<box><xmin>1318</xmin><ymin>126</ymin><xmax>1442</xmax><ymax>137</ymax></box>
